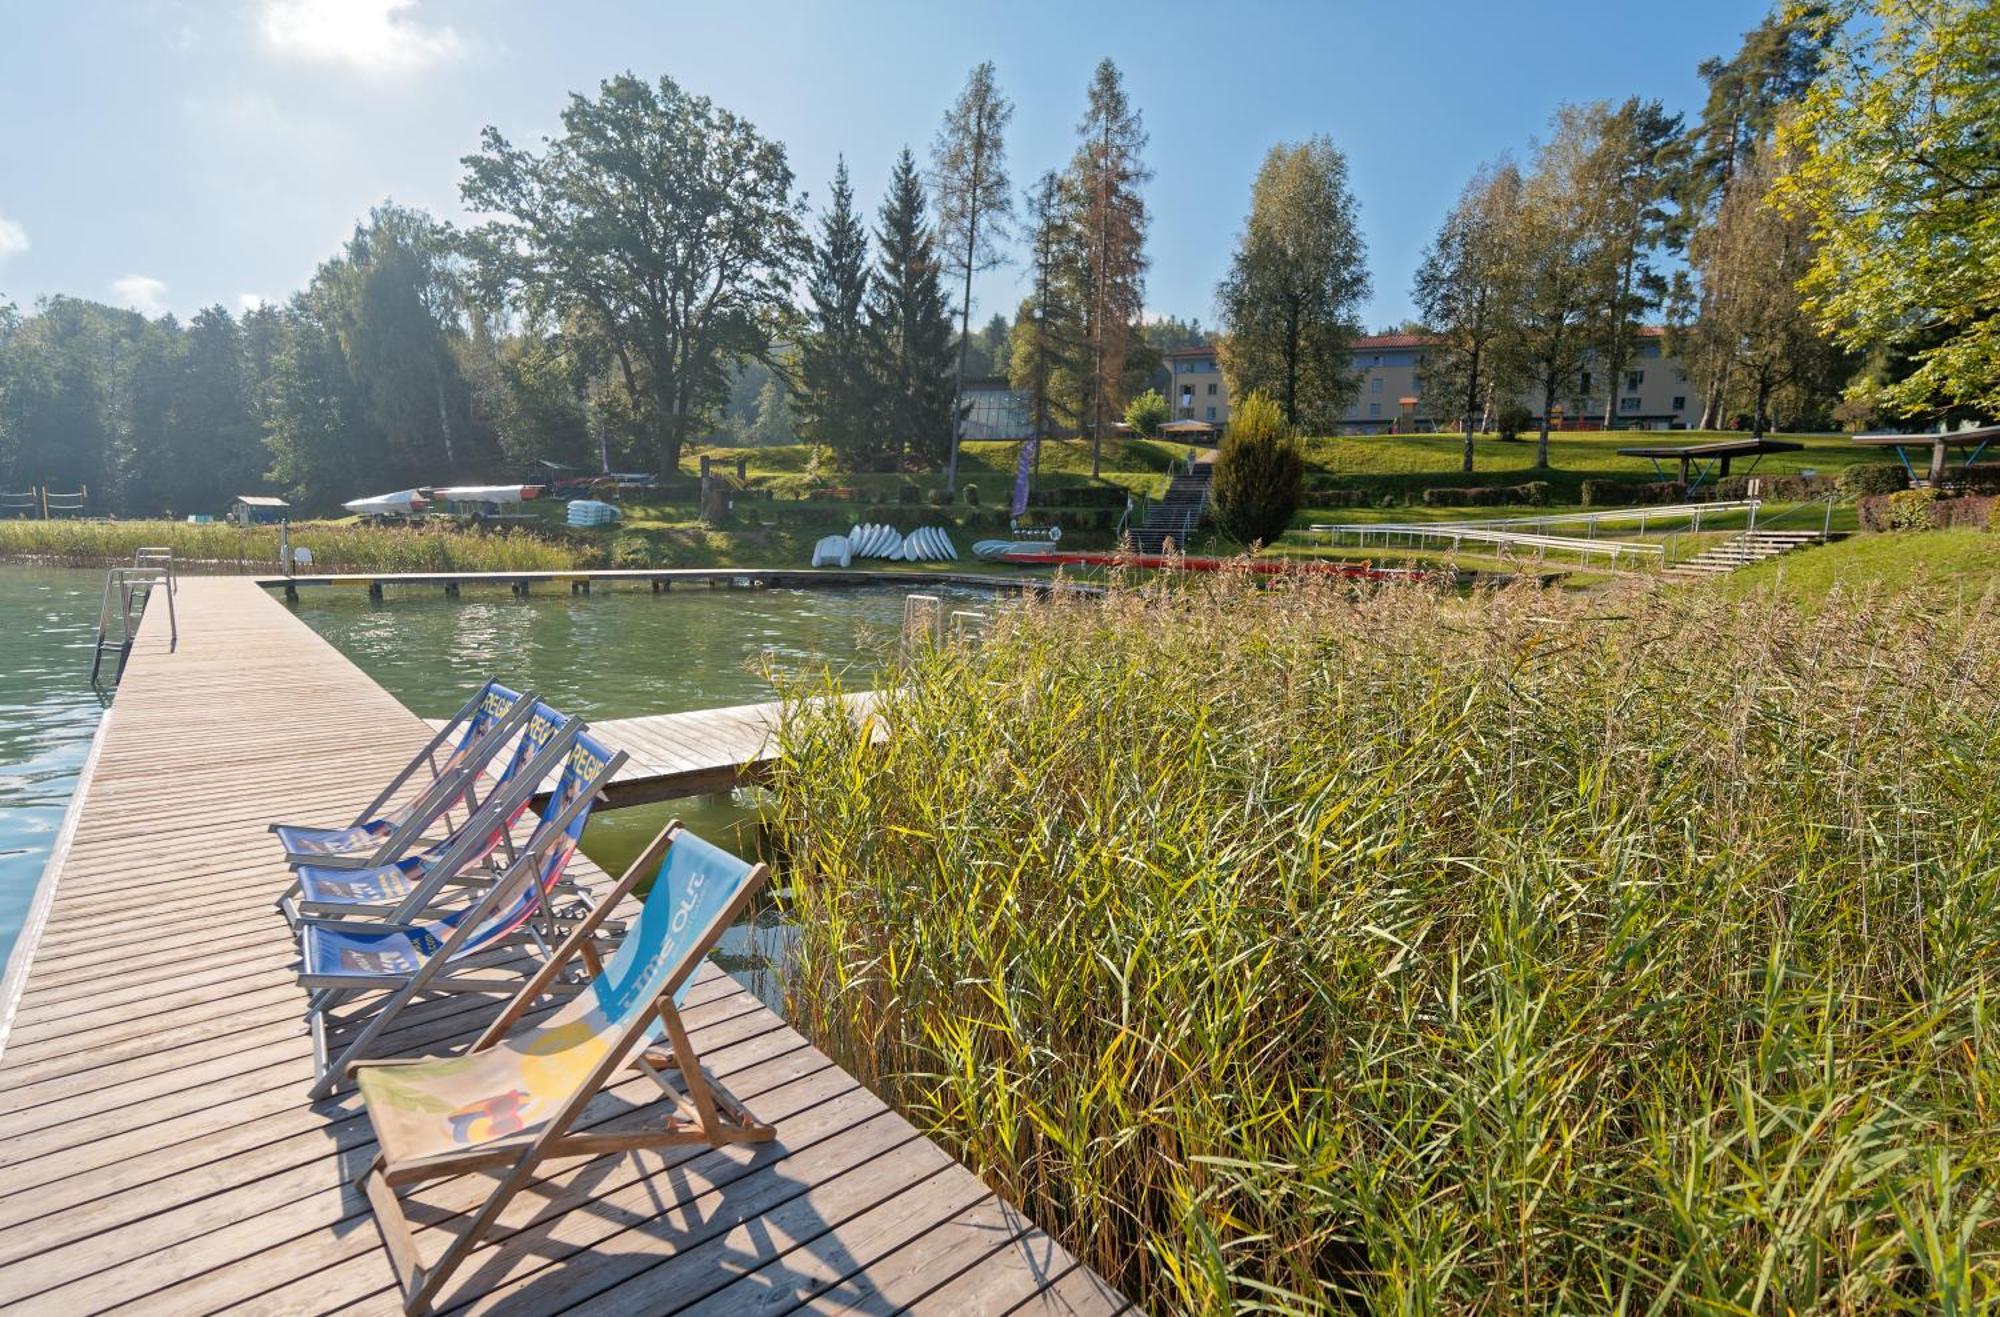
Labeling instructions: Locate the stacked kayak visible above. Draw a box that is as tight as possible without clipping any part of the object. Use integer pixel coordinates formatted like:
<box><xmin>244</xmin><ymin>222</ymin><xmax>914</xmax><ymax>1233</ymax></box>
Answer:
<box><xmin>834</xmin><ymin>524</ymin><xmax>958</xmax><ymax>564</ymax></box>
<box><xmin>810</xmin><ymin>534</ymin><xmax>853</xmax><ymax>568</ymax></box>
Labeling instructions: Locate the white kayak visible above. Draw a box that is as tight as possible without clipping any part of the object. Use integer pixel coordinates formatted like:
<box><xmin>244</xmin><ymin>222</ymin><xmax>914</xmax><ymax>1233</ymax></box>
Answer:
<box><xmin>810</xmin><ymin>534</ymin><xmax>853</xmax><ymax>569</ymax></box>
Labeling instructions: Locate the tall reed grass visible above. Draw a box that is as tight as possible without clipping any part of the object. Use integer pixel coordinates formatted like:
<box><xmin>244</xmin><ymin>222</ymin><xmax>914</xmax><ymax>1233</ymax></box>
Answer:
<box><xmin>770</xmin><ymin>574</ymin><xmax>2000</xmax><ymax>1312</ymax></box>
<box><xmin>0</xmin><ymin>519</ymin><xmax>583</xmax><ymax>572</ymax></box>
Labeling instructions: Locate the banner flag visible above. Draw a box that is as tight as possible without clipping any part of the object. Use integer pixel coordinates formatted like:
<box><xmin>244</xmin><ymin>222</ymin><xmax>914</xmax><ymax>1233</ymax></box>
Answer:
<box><xmin>1011</xmin><ymin>439</ymin><xmax>1037</xmax><ymax>517</ymax></box>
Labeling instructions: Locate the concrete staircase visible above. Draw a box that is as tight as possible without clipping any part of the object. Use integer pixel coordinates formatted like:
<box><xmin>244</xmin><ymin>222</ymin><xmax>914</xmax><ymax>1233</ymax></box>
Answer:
<box><xmin>1131</xmin><ymin>462</ymin><xmax>1212</xmax><ymax>554</ymax></box>
<box><xmin>1665</xmin><ymin>529</ymin><xmax>1821</xmax><ymax>580</ymax></box>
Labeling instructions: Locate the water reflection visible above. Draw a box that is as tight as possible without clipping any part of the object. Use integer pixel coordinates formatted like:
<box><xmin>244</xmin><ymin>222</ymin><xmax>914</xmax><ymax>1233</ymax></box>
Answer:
<box><xmin>0</xmin><ymin>569</ymin><xmax>111</xmax><ymax>966</ymax></box>
<box><xmin>295</xmin><ymin>583</ymin><xmax>988</xmax><ymax>1014</ymax></box>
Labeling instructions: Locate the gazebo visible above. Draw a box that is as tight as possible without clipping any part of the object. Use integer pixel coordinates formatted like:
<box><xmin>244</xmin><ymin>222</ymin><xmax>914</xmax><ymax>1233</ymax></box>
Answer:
<box><xmin>1616</xmin><ymin>436</ymin><xmax>1805</xmax><ymax>493</ymax></box>
<box><xmin>1850</xmin><ymin>424</ymin><xmax>2000</xmax><ymax>486</ymax></box>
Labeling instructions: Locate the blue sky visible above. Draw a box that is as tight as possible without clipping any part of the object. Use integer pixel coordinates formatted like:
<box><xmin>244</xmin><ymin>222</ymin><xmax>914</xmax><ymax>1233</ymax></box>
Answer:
<box><xmin>0</xmin><ymin>0</ymin><xmax>1764</xmax><ymax>330</ymax></box>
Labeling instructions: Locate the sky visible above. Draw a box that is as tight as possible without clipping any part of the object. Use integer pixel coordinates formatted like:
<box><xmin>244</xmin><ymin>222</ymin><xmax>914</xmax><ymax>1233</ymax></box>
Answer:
<box><xmin>0</xmin><ymin>0</ymin><xmax>1766</xmax><ymax>331</ymax></box>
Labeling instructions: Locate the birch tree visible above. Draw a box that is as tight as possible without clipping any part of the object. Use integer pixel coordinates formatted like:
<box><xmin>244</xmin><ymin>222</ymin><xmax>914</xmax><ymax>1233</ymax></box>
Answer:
<box><xmin>931</xmin><ymin>62</ymin><xmax>1013</xmax><ymax>492</ymax></box>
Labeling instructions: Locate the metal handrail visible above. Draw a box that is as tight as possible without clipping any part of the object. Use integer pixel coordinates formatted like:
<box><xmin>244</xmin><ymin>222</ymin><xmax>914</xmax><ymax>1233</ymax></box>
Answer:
<box><xmin>89</xmin><ymin>566</ymin><xmax>178</xmax><ymax>684</ymax></box>
<box><xmin>1309</xmin><ymin>499</ymin><xmax>1763</xmax><ymax>542</ymax></box>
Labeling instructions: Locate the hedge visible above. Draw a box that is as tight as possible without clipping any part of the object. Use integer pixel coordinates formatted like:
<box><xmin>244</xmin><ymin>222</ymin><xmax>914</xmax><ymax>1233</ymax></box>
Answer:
<box><xmin>1837</xmin><ymin>464</ymin><xmax>1909</xmax><ymax>497</ymax></box>
<box><xmin>1710</xmin><ymin>473</ymin><xmax>1838</xmax><ymax>502</ymax></box>
<box><xmin>1859</xmin><ymin>491</ymin><xmax>1996</xmax><ymax>532</ymax></box>
<box><xmin>1420</xmin><ymin>481</ymin><xmax>1552</xmax><ymax>507</ymax></box>
<box><xmin>1581</xmin><ymin>480</ymin><xmax>1689</xmax><ymax>507</ymax></box>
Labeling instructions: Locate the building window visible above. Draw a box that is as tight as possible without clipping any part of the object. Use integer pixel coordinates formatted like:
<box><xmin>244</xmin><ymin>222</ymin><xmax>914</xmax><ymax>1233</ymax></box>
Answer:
<box><xmin>1373</xmin><ymin>355</ymin><xmax>1382</xmax><ymax>365</ymax></box>
<box><xmin>1206</xmin><ymin>382</ymin><xmax>1218</xmax><ymax>396</ymax></box>
<box><xmin>1625</xmin><ymin>370</ymin><xmax>1644</xmax><ymax>389</ymax></box>
<box><xmin>1672</xmin><ymin>396</ymin><xmax>1685</xmax><ymax>411</ymax></box>
<box><xmin>1205</xmin><ymin>406</ymin><xmax>1216</xmax><ymax>420</ymax></box>
<box><xmin>1640</xmin><ymin>341</ymin><xmax>1661</xmax><ymax>358</ymax></box>
<box><xmin>1580</xmin><ymin>371</ymin><xmax>1592</xmax><ymax>392</ymax></box>
<box><xmin>1368</xmin><ymin>402</ymin><xmax>1381</xmax><ymax>417</ymax></box>
<box><xmin>1370</xmin><ymin>376</ymin><xmax>1383</xmax><ymax>394</ymax></box>
<box><xmin>1620</xmin><ymin>396</ymin><xmax>1641</xmax><ymax>413</ymax></box>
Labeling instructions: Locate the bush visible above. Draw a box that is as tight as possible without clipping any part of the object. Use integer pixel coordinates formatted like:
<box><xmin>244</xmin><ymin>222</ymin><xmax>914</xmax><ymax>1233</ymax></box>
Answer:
<box><xmin>1495</xmin><ymin>402</ymin><xmax>1532</xmax><ymax>441</ymax></box>
<box><xmin>961</xmin><ymin>483</ymin><xmax>979</xmax><ymax>507</ymax></box>
<box><xmin>926</xmin><ymin>488</ymin><xmax>950</xmax><ymax>507</ymax></box>
<box><xmin>1211</xmin><ymin>392</ymin><xmax>1304</xmax><ymax>547</ymax></box>
<box><xmin>1885</xmin><ymin>488</ymin><xmax>1939</xmax><ymax>530</ymax></box>
<box><xmin>897</xmin><ymin>484</ymin><xmax>923</xmax><ymax>504</ymax></box>
<box><xmin>609</xmin><ymin>533</ymin><xmax>654</xmax><ymax>568</ymax></box>
<box><xmin>1712</xmin><ymin>473</ymin><xmax>1837</xmax><ymax>502</ymax></box>
<box><xmin>1581</xmin><ymin>479</ymin><xmax>1688</xmax><ymax>508</ymax></box>
<box><xmin>1838</xmin><ymin>464</ymin><xmax>1908</xmax><ymax>497</ymax></box>
<box><xmin>1124</xmin><ymin>389</ymin><xmax>1169</xmax><ymax>438</ymax></box>
<box><xmin>1421</xmin><ymin>481</ymin><xmax>1552</xmax><ymax>508</ymax></box>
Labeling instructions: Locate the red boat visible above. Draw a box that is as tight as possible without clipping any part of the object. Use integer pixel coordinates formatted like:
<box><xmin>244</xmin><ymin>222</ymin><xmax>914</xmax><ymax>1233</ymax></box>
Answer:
<box><xmin>998</xmin><ymin>549</ymin><xmax>1425</xmax><ymax>581</ymax></box>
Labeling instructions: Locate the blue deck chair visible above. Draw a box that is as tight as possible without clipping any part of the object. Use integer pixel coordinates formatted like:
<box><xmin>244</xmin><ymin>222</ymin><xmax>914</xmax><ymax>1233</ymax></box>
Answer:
<box><xmin>349</xmin><ymin>821</ymin><xmax>772</xmax><ymax>1313</ymax></box>
<box><xmin>278</xmin><ymin>700</ymin><xmax>584</xmax><ymax>928</ymax></box>
<box><xmin>270</xmin><ymin>679</ymin><xmax>535</xmax><ymax>872</ymax></box>
<box><xmin>300</xmin><ymin>731</ymin><xmax>629</xmax><ymax>1098</ymax></box>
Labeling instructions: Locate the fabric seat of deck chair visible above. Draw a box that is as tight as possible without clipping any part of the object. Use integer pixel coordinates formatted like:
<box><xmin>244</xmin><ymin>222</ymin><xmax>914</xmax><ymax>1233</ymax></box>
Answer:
<box><xmin>299</xmin><ymin>729</ymin><xmax>624</xmax><ymax>988</ymax></box>
<box><xmin>351</xmin><ymin>825</ymin><xmax>771</xmax><ymax>1312</ymax></box>
<box><xmin>270</xmin><ymin>678</ymin><xmax>526</xmax><ymax>864</ymax></box>
<box><xmin>286</xmin><ymin>699</ymin><xmax>583</xmax><ymax>924</ymax></box>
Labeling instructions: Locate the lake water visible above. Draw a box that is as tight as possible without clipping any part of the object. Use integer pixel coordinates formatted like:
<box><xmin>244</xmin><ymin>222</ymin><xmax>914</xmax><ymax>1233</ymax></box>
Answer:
<box><xmin>0</xmin><ymin>569</ymin><xmax>110</xmax><ymax>972</ymax></box>
<box><xmin>292</xmin><ymin>582</ymin><xmax>979</xmax><ymax>1006</ymax></box>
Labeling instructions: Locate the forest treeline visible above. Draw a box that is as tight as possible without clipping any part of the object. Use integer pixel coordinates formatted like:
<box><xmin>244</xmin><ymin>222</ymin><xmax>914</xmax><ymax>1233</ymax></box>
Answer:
<box><xmin>0</xmin><ymin>0</ymin><xmax>1989</xmax><ymax>515</ymax></box>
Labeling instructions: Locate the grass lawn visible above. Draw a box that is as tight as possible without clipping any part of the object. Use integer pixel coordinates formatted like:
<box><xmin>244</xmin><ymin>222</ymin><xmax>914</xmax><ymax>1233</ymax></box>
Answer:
<box><xmin>1717</xmin><ymin>527</ymin><xmax>2000</xmax><ymax>607</ymax></box>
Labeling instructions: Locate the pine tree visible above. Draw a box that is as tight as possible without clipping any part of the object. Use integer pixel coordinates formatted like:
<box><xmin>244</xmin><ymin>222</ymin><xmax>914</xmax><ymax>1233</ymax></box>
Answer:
<box><xmin>866</xmin><ymin>148</ymin><xmax>956</xmax><ymax>469</ymax></box>
<box><xmin>795</xmin><ymin>159</ymin><xmax>878</xmax><ymax>467</ymax></box>
<box><xmin>1009</xmin><ymin>171</ymin><xmax>1086</xmax><ymax>452</ymax></box>
<box><xmin>1066</xmin><ymin>59</ymin><xmax>1150</xmax><ymax>477</ymax></box>
<box><xmin>931</xmin><ymin>62</ymin><xmax>1013</xmax><ymax>492</ymax></box>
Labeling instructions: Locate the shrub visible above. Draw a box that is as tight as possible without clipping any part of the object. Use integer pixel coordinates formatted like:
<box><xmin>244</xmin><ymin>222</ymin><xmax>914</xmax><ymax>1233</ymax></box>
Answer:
<box><xmin>1421</xmin><ymin>481</ymin><xmax>1551</xmax><ymax>508</ymax></box>
<box><xmin>1712</xmin><ymin>473</ymin><xmax>1837</xmax><ymax>502</ymax></box>
<box><xmin>1838</xmin><ymin>464</ymin><xmax>1908</xmax><ymax>497</ymax></box>
<box><xmin>1581</xmin><ymin>479</ymin><xmax>1688</xmax><ymax>507</ymax></box>
<box><xmin>609</xmin><ymin>533</ymin><xmax>654</xmax><ymax>568</ymax></box>
<box><xmin>1884</xmin><ymin>487</ymin><xmax>1938</xmax><ymax>530</ymax></box>
<box><xmin>1211</xmin><ymin>392</ymin><xmax>1304</xmax><ymax>546</ymax></box>
<box><xmin>961</xmin><ymin>483</ymin><xmax>979</xmax><ymax>506</ymax></box>
<box><xmin>897</xmin><ymin>484</ymin><xmax>923</xmax><ymax>504</ymax></box>
<box><xmin>1495</xmin><ymin>402</ymin><xmax>1532</xmax><ymax>441</ymax></box>
<box><xmin>1124</xmin><ymin>388</ymin><xmax>1169</xmax><ymax>438</ymax></box>
<box><xmin>926</xmin><ymin>488</ymin><xmax>950</xmax><ymax>507</ymax></box>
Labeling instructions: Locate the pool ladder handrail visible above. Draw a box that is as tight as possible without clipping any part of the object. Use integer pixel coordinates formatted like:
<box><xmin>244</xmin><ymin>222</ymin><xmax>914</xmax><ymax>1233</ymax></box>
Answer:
<box><xmin>90</xmin><ymin>562</ymin><xmax>178</xmax><ymax>685</ymax></box>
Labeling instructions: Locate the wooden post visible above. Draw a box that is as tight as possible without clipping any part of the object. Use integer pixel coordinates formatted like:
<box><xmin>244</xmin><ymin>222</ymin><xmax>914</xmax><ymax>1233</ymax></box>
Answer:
<box><xmin>368</xmin><ymin>582</ymin><xmax>383</xmax><ymax>601</ymax></box>
<box><xmin>444</xmin><ymin>581</ymin><xmax>460</xmax><ymax>598</ymax></box>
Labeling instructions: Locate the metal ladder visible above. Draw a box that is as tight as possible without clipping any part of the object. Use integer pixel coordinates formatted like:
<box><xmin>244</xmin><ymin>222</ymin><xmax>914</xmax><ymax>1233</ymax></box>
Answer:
<box><xmin>90</xmin><ymin>551</ymin><xmax>178</xmax><ymax>684</ymax></box>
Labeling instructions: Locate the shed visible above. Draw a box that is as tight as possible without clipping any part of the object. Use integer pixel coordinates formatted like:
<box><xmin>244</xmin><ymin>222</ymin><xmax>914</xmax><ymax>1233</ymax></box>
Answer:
<box><xmin>232</xmin><ymin>495</ymin><xmax>290</xmax><ymax>525</ymax></box>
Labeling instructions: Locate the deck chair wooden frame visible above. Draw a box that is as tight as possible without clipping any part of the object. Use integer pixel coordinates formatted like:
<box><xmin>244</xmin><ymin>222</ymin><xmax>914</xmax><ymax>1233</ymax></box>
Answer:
<box><xmin>301</xmin><ymin>744</ymin><xmax>628</xmax><ymax>1098</ymax></box>
<box><xmin>281</xmin><ymin>713</ymin><xmax>587</xmax><ymax>929</ymax></box>
<box><xmin>270</xmin><ymin>683</ymin><xmax>540</xmax><ymax>872</ymax></box>
<box><xmin>352</xmin><ymin>823</ymin><xmax>772</xmax><ymax>1314</ymax></box>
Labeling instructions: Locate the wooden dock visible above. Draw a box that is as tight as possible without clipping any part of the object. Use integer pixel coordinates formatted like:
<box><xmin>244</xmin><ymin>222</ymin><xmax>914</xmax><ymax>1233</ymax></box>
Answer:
<box><xmin>0</xmin><ymin>577</ymin><xmax>1127</xmax><ymax>1315</ymax></box>
<box><xmin>258</xmin><ymin>566</ymin><xmax>1099</xmax><ymax>600</ymax></box>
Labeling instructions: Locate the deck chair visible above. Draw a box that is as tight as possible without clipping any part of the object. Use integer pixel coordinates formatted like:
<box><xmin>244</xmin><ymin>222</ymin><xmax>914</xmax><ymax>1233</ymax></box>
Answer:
<box><xmin>279</xmin><ymin>701</ymin><xmax>584</xmax><ymax>928</ymax></box>
<box><xmin>270</xmin><ymin>679</ymin><xmax>535</xmax><ymax>871</ymax></box>
<box><xmin>301</xmin><ymin>732</ymin><xmax>629</xmax><ymax>1098</ymax></box>
<box><xmin>350</xmin><ymin>822</ymin><xmax>772</xmax><ymax>1314</ymax></box>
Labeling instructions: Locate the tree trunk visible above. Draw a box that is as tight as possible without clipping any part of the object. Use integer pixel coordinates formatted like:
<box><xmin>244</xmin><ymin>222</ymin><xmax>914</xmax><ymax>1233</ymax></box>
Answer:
<box><xmin>1601</xmin><ymin>247</ymin><xmax>1637</xmax><ymax>429</ymax></box>
<box><xmin>1284</xmin><ymin>298</ymin><xmax>1300</xmax><ymax>427</ymax></box>
<box><xmin>945</xmin><ymin>155</ymin><xmax>983</xmax><ymax>494</ymax></box>
<box><xmin>1537</xmin><ymin>371</ymin><xmax>1554</xmax><ymax>468</ymax></box>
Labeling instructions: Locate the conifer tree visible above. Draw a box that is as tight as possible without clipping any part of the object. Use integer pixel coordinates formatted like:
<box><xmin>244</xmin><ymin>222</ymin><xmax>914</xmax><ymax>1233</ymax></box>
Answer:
<box><xmin>795</xmin><ymin>159</ymin><xmax>877</xmax><ymax>466</ymax></box>
<box><xmin>866</xmin><ymin>148</ymin><xmax>956</xmax><ymax>469</ymax></box>
<box><xmin>931</xmin><ymin>62</ymin><xmax>1013</xmax><ymax>492</ymax></box>
<box><xmin>1065</xmin><ymin>59</ymin><xmax>1150</xmax><ymax>477</ymax></box>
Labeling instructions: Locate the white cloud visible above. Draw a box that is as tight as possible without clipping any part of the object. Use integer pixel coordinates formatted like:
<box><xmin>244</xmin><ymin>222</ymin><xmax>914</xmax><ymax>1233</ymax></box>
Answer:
<box><xmin>0</xmin><ymin>215</ymin><xmax>27</xmax><ymax>261</ymax></box>
<box><xmin>237</xmin><ymin>292</ymin><xmax>269</xmax><ymax>313</ymax></box>
<box><xmin>112</xmin><ymin>275</ymin><xmax>172</xmax><ymax>318</ymax></box>
<box><xmin>257</xmin><ymin>0</ymin><xmax>461</xmax><ymax>75</ymax></box>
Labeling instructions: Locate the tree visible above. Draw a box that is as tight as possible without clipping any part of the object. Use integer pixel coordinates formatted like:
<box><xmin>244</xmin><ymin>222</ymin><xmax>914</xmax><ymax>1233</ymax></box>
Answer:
<box><xmin>264</xmin><ymin>297</ymin><xmax>369</xmax><ymax>508</ymax></box>
<box><xmin>1497</xmin><ymin>107</ymin><xmax>1615</xmax><ymax>466</ymax></box>
<box><xmin>749</xmin><ymin>373</ymin><xmax>794</xmax><ymax>445</ymax></box>
<box><xmin>1210</xmin><ymin>391</ymin><xmax>1303</xmax><ymax>547</ymax></box>
<box><xmin>1414</xmin><ymin>162</ymin><xmax>1524</xmax><ymax>472</ymax></box>
<box><xmin>1777</xmin><ymin>0</ymin><xmax>2000</xmax><ymax>421</ymax></box>
<box><xmin>1216</xmin><ymin>137</ymin><xmax>1370</xmax><ymax>434</ymax></box>
<box><xmin>1066</xmin><ymin>58</ymin><xmax>1150</xmax><ymax>477</ymax></box>
<box><xmin>1688</xmin><ymin>140</ymin><xmax>1840</xmax><ymax>436</ymax></box>
<box><xmin>1124</xmin><ymin>388</ymin><xmax>1167</xmax><ymax>436</ymax></box>
<box><xmin>931</xmin><ymin>62</ymin><xmax>1013</xmax><ymax>492</ymax></box>
<box><xmin>1009</xmin><ymin>171</ymin><xmax>1086</xmax><ymax>451</ymax></box>
<box><xmin>1587</xmin><ymin>99</ymin><xmax>1686</xmax><ymax>428</ymax></box>
<box><xmin>462</xmin><ymin>72</ymin><xmax>808</xmax><ymax>477</ymax></box>
<box><xmin>1682</xmin><ymin>9</ymin><xmax>1830</xmax><ymax>425</ymax></box>
<box><xmin>794</xmin><ymin>159</ymin><xmax>878</xmax><ymax>466</ymax></box>
<box><xmin>866</xmin><ymin>148</ymin><xmax>957</xmax><ymax>468</ymax></box>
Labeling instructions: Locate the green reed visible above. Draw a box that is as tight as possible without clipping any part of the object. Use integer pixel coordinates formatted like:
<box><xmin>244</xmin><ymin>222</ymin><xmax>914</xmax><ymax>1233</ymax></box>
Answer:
<box><xmin>768</xmin><ymin>573</ymin><xmax>2000</xmax><ymax>1313</ymax></box>
<box><xmin>0</xmin><ymin>518</ymin><xmax>581</xmax><ymax>572</ymax></box>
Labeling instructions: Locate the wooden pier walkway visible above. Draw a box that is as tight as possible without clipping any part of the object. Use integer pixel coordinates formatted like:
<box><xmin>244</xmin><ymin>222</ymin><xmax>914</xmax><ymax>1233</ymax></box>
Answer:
<box><xmin>259</xmin><ymin>566</ymin><xmax>1098</xmax><ymax>600</ymax></box>
<box><xmin>0</xmin><ymin>577</ymin><xmax>1126</xmax><ymax>1316</ymax></box>
<box><xmin>431</xmin><ymin>696</ymin><xmax>877</xmax><ymax>810</ymax></box>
